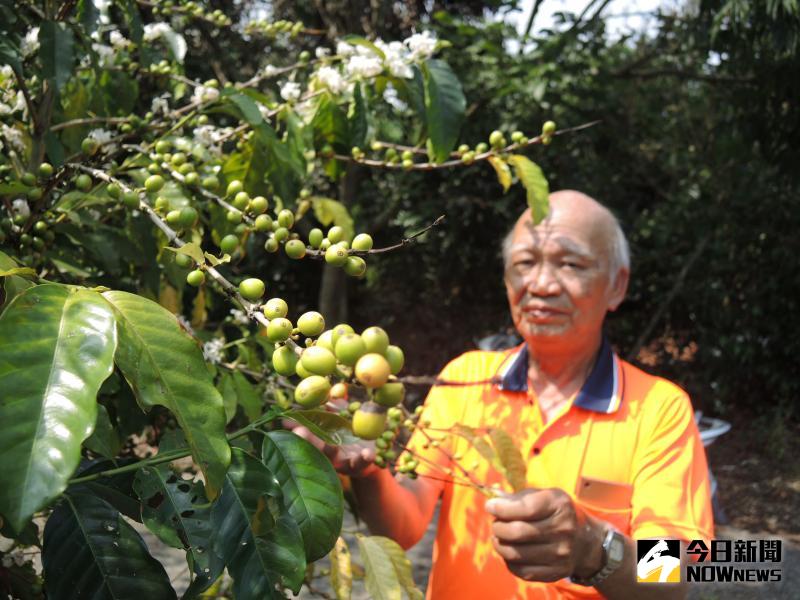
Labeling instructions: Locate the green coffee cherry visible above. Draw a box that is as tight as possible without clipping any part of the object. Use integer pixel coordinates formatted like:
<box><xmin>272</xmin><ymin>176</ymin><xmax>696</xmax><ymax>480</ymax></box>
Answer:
<box><xmin>145</xmin><ymin>174</ymin><xmax>165</xmax><ymax>192</ymax></box>
<box><xmin>355</xmin><ymin>353</ymin><xmax>391</xmax><ymax>388</ymax></box>
<box><xmin>82</xmin><ymin>137</ymin><xmax>100</xmax><ymax>155</ymax></box>
<box><xmin>385</xmin><ymin>345</ymin><xmax>405</xmax><ymax>374</ymax></box>
<box><xmin>327</xmin><ymin>226</ymin><xmax>344</xmax><ymax>244</ymax></box>
<box><xmin>267</xmin><ymin>317</ymin><xmax>293</xmax><ymax>342</ymax></box>
<box><xmin>300</xmin><ymin>346</ymin><xmax>337</xmax><ymax>376</ymax></box>
<box><xmin>255</xmin><ymin>214</ymin><xmax>273</xmax><ymax>232</ymax></box>
<box><xmin>264</xmin><ymin>237</ymin><xmax>279</xmax><ymax>252</ymax></box>
<box><xmin>316</xmin><ymin>330</ymin><xmax>335</xmax><ymax>351</ymax></box>
<box><xmin>226</xmin><ymin>180</ymin><xmax>243</xmax><ymax>196</ymax></box>
<box><xmin>175</xmin><ymin>253</ymin><xmax>193</xmax><ymax>268</ymax></box>
<box><xmin>226</xmin><ymin>210</ymin><xmax>243</xmax><ymax>224</ymax></box>
<box><xmin>233</xmin><ymin>191</ymin><xmax>250</xmax><ymax>210</ymax></box>
<box><xmin>334</xmin><ymin>333</ymin><xmax>367</xmax><ymax>366</ymax></box>
<box><xmin>202</xmin><ymin>175</ymin><xmax>220</xmax><ymax>191</ymax></box>
<box><xmin>330</xmin><ymin>323</ymin><xmax>354</xmax><ymax>347</ymax></box>
<box><xmin>239</xmin><ymin>277</ymin><xmax>266</xmax><ymax>301</ymax></box>
<box><xmin>21</xmin><ymin>172</ymin><xmax>36</xmax><ymax>186</ymax></box>
<box><xmin>294</xmin><ymin>375</ymin><xmax>331</xmax><ymax>409</ymax></box>
<box><xmin>308</xmin><ymin>228</ymin><xmax>324</xmax><ymax>248</ymax></box>
<box><xmin>249</xmin><ymin>196</ymin><xmax>268</xmax><ymax>214</ymax></box>
<box><xmin>273</xmin><ymin>227</ymin><xmax>289</xmax><ymax>242</ymax></box>
<box><xmin>123</xmin><ymin>191</ymin><xmax>139</xmax><ymax>209</ymax></box>
<box><xmin>344</xmin><ymin>256</ymin><xmax>366</xmax><ymax>278</ymax></box>
<box><xmin>297</xmin><ymin>311</ymin><xmax>325</xmax><ymax>337</ymax></box>
<box><xmin>374</xmin><ymin>382</ymin><xmax>405</xmax><ymax>408</ymax></box>
<box><xmin>351</xmin><ymin>233</ymin><xmax>373</xmax><ymax>251</ymax></box>
<box><xmin>542</xmin><ymin>120</ymin><xmax>557</xmax><ymax>136</ymax></box>
<box><xmin>272</xmin><ymin>345</ymin><xmax>298</xmax><ymax>376</ymax></box>
<box><xmin>179</xmin><ymin>206</ymin><xmax>198</xmax><ymax>228</ymax></box>
<box><xmin>38</xmin><ymin>163</ymin><xmax>54</xmax><ymax>178</ymax></box>
<box><xmin>186</xmin><ymin>269</ymin><xmax>205</xmax><ymax>286</ymax></box>
<box><xmin>362</xmin><ymin>326</ymin><xmax>390</xmax><ymax>355</ymax></box>
<box><xmin>220</xmin><ymin>234</ymin><xmax>239</xmax><ymax>254</ymax></box>
<box><xmin>324</xmin><ymin>245</ymin><xmax>347</xmax><ymax>267</ymax></box>
<box><xmin>75</xmin><ymin>174</ymin><xmax>92</xmax><ymax>192</ymax></box>
<box><xmin>263</xmin><ymin>298</ymin><xmax>289</xmax><ymax>319</ymax></box>
<box><xmin>284</xmin><ymin>239</ymin><xmax>306</xmax><ymax>259</ymax></box>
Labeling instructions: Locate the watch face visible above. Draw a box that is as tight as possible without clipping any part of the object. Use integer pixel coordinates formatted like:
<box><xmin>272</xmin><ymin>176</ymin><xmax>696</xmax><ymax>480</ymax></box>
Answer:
<box><xmin>608</xmin><ymin>536</ymin><xmax>625</xmax><ymax>563</ymax></box>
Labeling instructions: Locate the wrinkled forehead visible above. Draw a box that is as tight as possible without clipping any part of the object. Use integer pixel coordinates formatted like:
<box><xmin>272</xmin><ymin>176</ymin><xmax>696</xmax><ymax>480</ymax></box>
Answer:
<box><xmin>509</xmin><ymin>216</ymin><xmax>605</xmax><ymax>258</ymax></box>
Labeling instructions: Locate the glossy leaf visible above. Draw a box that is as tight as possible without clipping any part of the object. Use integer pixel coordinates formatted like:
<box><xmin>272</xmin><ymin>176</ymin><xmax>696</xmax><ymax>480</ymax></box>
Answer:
<box><xmin>0</xmin><ymin>284</ymin><xmax>117</xmax><ymax>532</ymax></box>
<box><xmin>69</xmin><ymin>458</ymin><xmax>142</xmax><ymax>522</ymax></box>
<box><xmin>0</xmin><ymin>250</ymin><xmax>34</xmax><ymax>313</ymax></box>
<box><xmin>507</xmin><ymin>154</ymin><xmax>550</xmax><ymax>224</ymax></box>
<box><xmin>134</xmin><ymin>466</ymin><xmax>220</xmax><ymax>596</ymax></box>
<box><xmin>83</xmin><ymin>404</ymin><xmax>121</xmax><ymax>458</ymax></box>
<box><xmin>102</xmin><ymin>291</ymin><xmax>230</xmax><ymax>499</ymax></box>
<box><xmin>422</xmin><ymin>59</ymin><xmax>466</xmax><ymax>163</ymax></box>
<box><xmin>42</xmin><ymin>492</ymin><xmax>176</xmax><ymax>599</ymax></box>
<box><xmin>329</xmin><ymin>537</ymin><xmax>353</xmax><ymax>600</ymax></box>
<box><xmin>488</xmin><ymin>428</ymin><xmax>527</xmax><ymax>492</ymax></box>
<box><xmin>209</xmin><ymin>449</ymin><xmax>306</xmax><ymax>599</ymax></box>
<box><xmin>39</xmin><ymin>21</ymin><xmax>75</xmax><ymax>92</ymax></box>
<box><xmin>261</xmin><ymin>431</ymin><xmax>343</xmax><ymax>561</ymax></box>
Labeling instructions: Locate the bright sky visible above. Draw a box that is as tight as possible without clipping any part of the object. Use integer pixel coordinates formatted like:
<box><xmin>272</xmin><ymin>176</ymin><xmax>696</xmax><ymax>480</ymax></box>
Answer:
<box><xmin>507</xmin><ymin>0</ymin><xmax>673</xmax><ymax>38</ymax></box>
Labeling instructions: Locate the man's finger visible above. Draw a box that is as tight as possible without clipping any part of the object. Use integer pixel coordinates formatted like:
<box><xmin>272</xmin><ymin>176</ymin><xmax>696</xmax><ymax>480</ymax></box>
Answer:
<box><xmin>492</xmin><ymin>539</ymin><xmax>564</xmax><ymax>566</ymax></box>
<box><xmin>485</xmin><ymin>489</ymin><xmax>557</xmax><ymax>522</ymax></box>
<box><xmin>491</xmin><ymin>519</ymin><xmax>551</xmax><ymax>544</ymax></box>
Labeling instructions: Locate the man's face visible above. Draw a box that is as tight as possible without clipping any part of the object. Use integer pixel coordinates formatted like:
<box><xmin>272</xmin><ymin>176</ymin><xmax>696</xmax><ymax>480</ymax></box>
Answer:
<box><xmin>504</xmin><ymin>206</ymin><xmax>626</xmax><ymax>349</ymax></box>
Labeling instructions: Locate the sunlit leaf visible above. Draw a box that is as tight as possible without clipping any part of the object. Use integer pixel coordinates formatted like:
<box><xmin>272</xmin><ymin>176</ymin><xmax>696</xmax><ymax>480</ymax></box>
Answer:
<box><xmin>488</xmin><ymin>428</ymin><xmax>527</xmax><ymax>492</ymax></box>
<box><xmin>507</xmin><ymin>154</ymin><xmax>549</xmax><ymax>224</ymax></box>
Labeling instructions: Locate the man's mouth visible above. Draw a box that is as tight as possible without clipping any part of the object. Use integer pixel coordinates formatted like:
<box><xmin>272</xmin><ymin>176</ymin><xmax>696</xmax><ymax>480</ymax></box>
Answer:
<box><xmin>521</xmin><ymin>305</ymin><xmax>567</xmax><ymax>321</ymax></box>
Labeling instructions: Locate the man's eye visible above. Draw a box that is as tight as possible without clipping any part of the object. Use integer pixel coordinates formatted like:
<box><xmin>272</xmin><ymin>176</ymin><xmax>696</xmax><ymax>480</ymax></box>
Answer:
<box><xmin>562</xmin><ymin>261</ymin><xmax>583</xmax><ymax>269</ymax></box>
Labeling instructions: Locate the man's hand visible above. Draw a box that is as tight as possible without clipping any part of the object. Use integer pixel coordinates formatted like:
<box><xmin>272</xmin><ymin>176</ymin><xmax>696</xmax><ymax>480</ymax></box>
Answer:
<box><xmin>287</xmin><ymin>422</ymin><xmax>379</xmax><ymax>478</ymax></box>
<box><xmin>485</xmin><ymin>488</ymin><xmax>605</xmax><ymax>583</ymax></box>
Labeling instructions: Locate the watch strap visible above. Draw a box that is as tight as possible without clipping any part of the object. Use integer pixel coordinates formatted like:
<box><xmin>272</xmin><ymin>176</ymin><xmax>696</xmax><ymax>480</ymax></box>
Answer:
<box><xmin>570</xmin><ymin>528</ymin><xmax>624</xmax><ymax>587</ymax></box>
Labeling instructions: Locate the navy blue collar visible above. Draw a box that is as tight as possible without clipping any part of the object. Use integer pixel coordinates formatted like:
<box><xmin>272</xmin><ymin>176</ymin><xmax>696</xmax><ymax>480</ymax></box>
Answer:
<box><xmin>497</xmin><ymin>337</ymin><xmax>623</xmax><ymax>413</ymax></box>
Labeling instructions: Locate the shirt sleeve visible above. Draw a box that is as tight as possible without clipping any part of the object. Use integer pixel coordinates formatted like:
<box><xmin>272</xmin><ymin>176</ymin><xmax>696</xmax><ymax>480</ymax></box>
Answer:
<box><xmin>630</xmin><ymin>387</ymin><xmax>714</xmax><ymax>543</ymax></box>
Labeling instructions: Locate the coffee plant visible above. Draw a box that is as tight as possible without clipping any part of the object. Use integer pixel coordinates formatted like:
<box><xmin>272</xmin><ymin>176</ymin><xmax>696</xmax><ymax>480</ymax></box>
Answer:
<box><xmin>0</xmin><ymin>1</ymin><xmax>566</xmax><ymax>597</ymax></box>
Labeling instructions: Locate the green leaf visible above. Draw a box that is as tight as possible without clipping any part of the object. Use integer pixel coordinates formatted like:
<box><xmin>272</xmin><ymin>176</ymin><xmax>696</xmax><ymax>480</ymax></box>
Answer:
<box><xmin>261</xmin><ymin>431</ymin><xmax>343</xmax><ymax>562</ymax></box>
<box><xmin>210</xmin><ymin>449</ymin><xmax>306</xmax><ymax>599</ymax></box>
<box><xmin>357</xmin><ymin>534</ymin><xmax>422</xmax><ymax>600</ymax></box>
<box><xmin>0</xmin><ymin>250</ymin><xmax>35</xmax><ymax>312</ymax></box>
<box><xmin>487</xmin><ymin>156</ymin><xmax>512</xmax><ymax>193</ymax></box>
<box><xmin>134</xmin><ymin>465</ymin><xmax>220</xmax><ymax>595</ymax></box>
<box><xmin>39</xmin><ymin>21</ymin><xmax>75</xmax><ymax>92</ymax></box>
<box><xmin>254</xmin><ymin>122</ymin><xmax>302</xmax><ymax>203</ymax></box>
<box><xmin>0</xmin><ymin>267</ymin><xmax>36</xmax><ymax>279</ymax></box>
<box><xmin>283</xmin><ymin>409</ymin><xmax>353</xmax><ymax>446</ymax></box>
<box><xmin>0</xmin><ymin>284</ymin><xmax>117</xmax><ymax>533</ymax></box>
<box><xmin>69</xmin><ymin>458</ymin><xmax>142</xmax><ymax>521</ymax></box>
<box><xmin>164</xmin><ymin>242</ymin><xmax>206</xmax><ymax>265</ymax></box>
<box><xmin>488</xmin><ymin>428</ymin><xmax>527</xmax><ymax>493</ymax></box>
<box><xmin>42</xmin><ymin>493</ymin><xmax>176</xmax><ymax>599</ymax></box>
<box><xmin>102</xmin><ymin>291</ymin><xmax>230</xmax><ymax>499</ymax></box>
<box><xmin>311</xmin><ymin>93</ymin><xmax>350</xmax><ymax>151</ymax></box>
<box><xmin>329</xmin><ymin>537</ymin><xmax>353</xmax><ymax>600</ymax></box>
<box><xmin>77</xmin><ymin>0</ymin><xmax>100</xmax><ymax>34</ymax></box>
<box><xmin>224</xmin><ymin>91</ymin><xmax>264</xmax><ymax>126</ymax></box>
<box><xmin>222</xmin><ymin>140</ymin><xmax>269</xmax><ymax>198</ymax></box>
<box><xmin>83</xmin><ymin>404</ymin><xmax>121</xmax><ymax>458</ymax></box>
<box><xmin>507</xmin><ymin>155</ymin><xmax>550</xmax><ymax>224</ymax></box>
<box><xmin>311</xmin><ymin>197</ymin><xmax>354</xmax><ymax>242</ymax></box>
<box><xmin>219</xmin><ymin>372</ymin><xmax>238</xmax><ymax>423</ymax></box>
<box><xmin>232</xmin><ymin>371</ymin><xmax>262</xmax><ymax>422</ymax></box>
<box><xmin>204</xmin><ymin>251</ymin><xmax>231</xmax><ymax>266</ymax></box>
<box><xmin>422</xmin><ymin>60</ymin><xmax>466</xmax><ymax>163</ymax></box>
<box><xmin>348</xmin><ymin>84</ymin><xmax>368</xmax><ymax>149</ymax></box>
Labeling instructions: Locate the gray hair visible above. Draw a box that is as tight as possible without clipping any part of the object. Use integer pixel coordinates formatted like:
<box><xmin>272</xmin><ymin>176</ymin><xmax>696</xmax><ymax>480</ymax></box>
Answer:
<box><xmin>501</xmin><ymin>210</ymin><xmax>631</xmax><ymax>282</ymax></box>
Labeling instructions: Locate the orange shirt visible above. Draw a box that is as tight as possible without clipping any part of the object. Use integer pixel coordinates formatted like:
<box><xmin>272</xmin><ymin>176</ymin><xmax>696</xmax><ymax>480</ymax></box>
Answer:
<box><xmin>404</xmin><ymin>339</ymin><xmax>713</xmax><ymax>599</ymax></box>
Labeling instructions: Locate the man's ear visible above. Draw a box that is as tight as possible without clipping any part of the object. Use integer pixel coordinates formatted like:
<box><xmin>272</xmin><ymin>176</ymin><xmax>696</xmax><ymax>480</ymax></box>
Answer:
<box><xmin>607</xmin><ymin>268</ymin><xmax>629</xmax><ymax>312</ymax></box>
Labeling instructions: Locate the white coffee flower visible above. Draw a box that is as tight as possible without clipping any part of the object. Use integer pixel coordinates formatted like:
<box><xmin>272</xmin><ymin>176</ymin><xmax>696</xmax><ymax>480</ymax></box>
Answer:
<box><xmin>93</xmin><ymin>0</ymin><xmax>113</xmax><ymax>24</ymax></box>
<box><xmin>21</xmin><ymin>27</ymin><xmax>40</xmax><ymax>58</ymax></box>
<box><xmin>405</xmin><ymin>30</ymin><xmax>437</xmax><ymax>60</ymax></box>
<box><xmin>143</xmin><ymin>22</ymin><xmax>170</xmax><ymax>42</ymax></box>
<box><xmin>262</xmin><ymin>64</ymin><xmax>278</xmax><ymax>78</ymax></box>
<box><xmin>151</xmin><ymin>94</ymin><xmax>170</xmax><ymax>115</ymax></box>
<box><xmin>1</xmin><ymin>65</ymin><xmax>13</xmax><ymax>78</ymax></box>
<box><xmin>346</xmin><ymin>55</ymin><xmax>383</xmax><ymax>79</ymax></box>
<box><xmin>12</xmin><ymin>198</ymin><xmax>30</xmax><ymax>217</ymax></box>
<box><xmin>143</xmin><ymin>22</ymin><xmax>187</xmax><ymax>62</ymax></box>
<box><xmin>202</xmin><ymin>338</ymin><xmax>225</xmax><ymax>364</ymax></box>
<box><xmin>176</xmin><ymin>315</ymin><xmax>194</xmax><ymax>335</ymax></box>
<box><xmin>336</xmin><ymin>41</ymin><xmax>355</xmax><ymax>57</ymax></box>
<box><xmin>1</xmin><ymin>124</ymin><xmax>25</xmax><ymax>153</ymax></box>
<box><xmin>88</xmin><ymin>128</ymin><xmax>116</xmax><ymax>152</ymax></box>
<box><xmin>191</xmin><ymin>85</ymin><xmax>220</xmax><ymax>105</ymax></box>
<box><xmin>229</xmin><ymin>309</ymin><xmax>250</xmax><ymax>326</ymax></box>
<box><xmin>280</xmin><ymin>81</ymin><xmax>302</xmax><ymax>102</ymax></box>
<box><xmin>316</xmin><ymin>66</ymin><xmax>347</xmax><ymax>94</ymax></box>
<box><xmin>92</xmin><ymin>43</ymin><xmax>115</xmax><ymax>66</ymax></box>
<box><xmin>315</xmin><ymin>47</ymin><xmax>331</xmax><ymax>59</ymax></box>
<box><xmin>109</xmin><ymin>30</ymin><xmax>129</xmax><ymax>49</ymax></box>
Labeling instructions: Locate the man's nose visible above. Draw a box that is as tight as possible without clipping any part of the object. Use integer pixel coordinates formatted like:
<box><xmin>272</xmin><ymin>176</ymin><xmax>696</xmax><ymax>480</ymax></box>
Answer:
<box><xmin>525</xmin><ymin>263</ymin><xmax>561</xmax><ymax>296</ymax></box>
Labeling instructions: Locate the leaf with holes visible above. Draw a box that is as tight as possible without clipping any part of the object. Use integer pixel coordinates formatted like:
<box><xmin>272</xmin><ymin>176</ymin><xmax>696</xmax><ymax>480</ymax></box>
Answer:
<box><xmin>42</xmin><ymin>492</ymin><xmax>176</xmax><ymax>599</ymax></box>
<box><xmin>0</xmin><ymin>284</ymin><xmax>116</xmax><ymax>533</ymax></box>
<box><xmin>329</xmin><ymin>537</ymin><xmax>353</xmax><ymax>600</ymax></box>
<box><xmin>261</xmin><ymin>431</ymin><xmax>343</xmax><ymax>562</ymax></box>
<box><xmin>102</xmin><ymin>291</ymin><xmax>230</xmax><ymax>499</ymax></box>
<box><xmin>134</xmin><ymin>466</ymin><xmax>221</xmax><ymax>597</ymax></box>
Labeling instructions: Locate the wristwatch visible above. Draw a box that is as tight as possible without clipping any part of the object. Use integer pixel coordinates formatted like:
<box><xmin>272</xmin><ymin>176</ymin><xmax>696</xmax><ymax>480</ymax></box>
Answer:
<box><xmin>570</xmin><ymin>528</ymin><xmax>625</xmax><ymax>587</ymax></box>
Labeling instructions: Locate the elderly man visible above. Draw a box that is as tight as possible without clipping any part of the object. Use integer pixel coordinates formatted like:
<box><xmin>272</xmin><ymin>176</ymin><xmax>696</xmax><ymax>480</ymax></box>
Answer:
<box><xmin>327</xmin><ymin>190</ymin><xmax>713</xmax><ymax>598</ymax></box>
